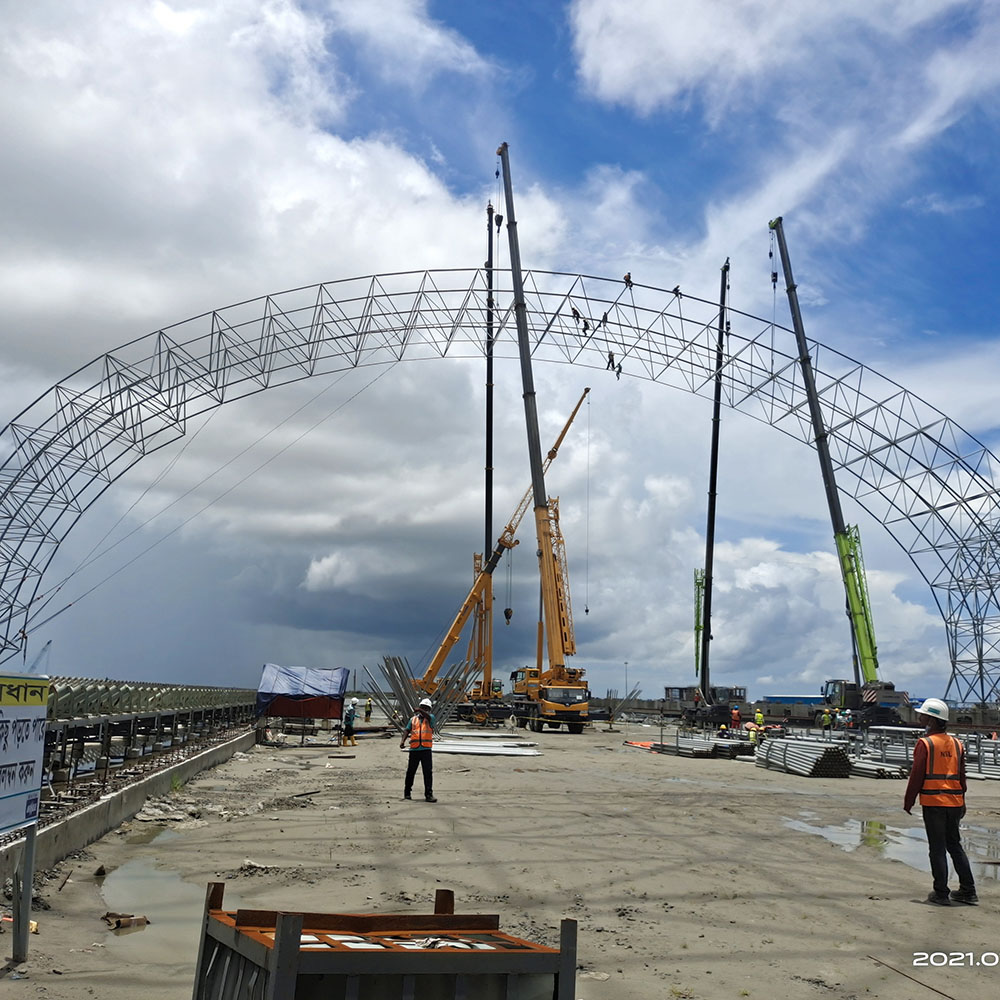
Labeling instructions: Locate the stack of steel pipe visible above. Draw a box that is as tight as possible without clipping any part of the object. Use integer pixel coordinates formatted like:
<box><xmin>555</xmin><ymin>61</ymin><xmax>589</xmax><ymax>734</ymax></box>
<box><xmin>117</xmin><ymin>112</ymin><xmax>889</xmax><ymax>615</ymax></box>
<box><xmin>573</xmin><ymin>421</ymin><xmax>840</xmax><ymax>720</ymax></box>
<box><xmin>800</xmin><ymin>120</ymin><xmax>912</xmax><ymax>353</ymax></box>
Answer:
<box><xmin>755</xmin><ymin>738</ymin><xmax>852</xmax><ymax>777</ymax></box>
<box><xmin>849</xmin><ymin>757</ymin><xmax>908</xmax><ymax>779</ymax></box>
<box><xmin>650</xmin><ymin>736</ymin><xmax>715</xmax><ymax>758</ymax></box>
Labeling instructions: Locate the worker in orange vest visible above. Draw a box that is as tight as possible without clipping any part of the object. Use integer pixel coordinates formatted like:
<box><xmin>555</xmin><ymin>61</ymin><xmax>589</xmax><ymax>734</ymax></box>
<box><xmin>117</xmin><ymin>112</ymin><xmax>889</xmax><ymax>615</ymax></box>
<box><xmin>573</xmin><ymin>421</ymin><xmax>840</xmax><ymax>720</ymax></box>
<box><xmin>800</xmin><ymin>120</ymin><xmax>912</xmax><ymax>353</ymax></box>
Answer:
<box><xmin>903</xmin><ymin>698</ymin><xmax>976</xmax><ymax>905</ymax></box>
<box><xmin>400</xmin><ymin>698</ymin><xmax>437</xmax><ymax>802</ymax></box>
<box><xmin>730</xmin><ymin>705</ymin><xmax>741</xmax><ymax>728</ymax></box>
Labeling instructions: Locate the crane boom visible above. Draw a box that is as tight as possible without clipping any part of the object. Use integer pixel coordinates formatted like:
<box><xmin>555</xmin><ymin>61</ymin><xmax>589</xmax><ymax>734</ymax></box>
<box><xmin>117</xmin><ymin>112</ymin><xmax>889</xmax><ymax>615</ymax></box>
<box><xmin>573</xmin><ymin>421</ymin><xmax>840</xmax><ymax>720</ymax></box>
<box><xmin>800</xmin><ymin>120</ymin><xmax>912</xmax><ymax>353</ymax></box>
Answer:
<box><xmin>835</xmin><ymin>525</ymin><xmax>879</xmax><ymax>684</ymax></box>
<box><xmin>417</xmin><ymin>388</ymin><xmax>590</xmax><ymax>693</ymax></box>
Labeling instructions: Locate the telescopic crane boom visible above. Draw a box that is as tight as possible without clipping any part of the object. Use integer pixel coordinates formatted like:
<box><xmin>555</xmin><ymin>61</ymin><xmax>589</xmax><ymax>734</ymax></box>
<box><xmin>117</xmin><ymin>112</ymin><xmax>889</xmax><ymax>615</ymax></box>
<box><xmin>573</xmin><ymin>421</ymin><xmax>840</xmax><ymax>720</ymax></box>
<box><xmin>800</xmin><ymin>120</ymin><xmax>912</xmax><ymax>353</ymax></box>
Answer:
<box><xmin>416</xmin><ymin>387</ymin><xmax>590</xmax><ymax>694</ymax></box>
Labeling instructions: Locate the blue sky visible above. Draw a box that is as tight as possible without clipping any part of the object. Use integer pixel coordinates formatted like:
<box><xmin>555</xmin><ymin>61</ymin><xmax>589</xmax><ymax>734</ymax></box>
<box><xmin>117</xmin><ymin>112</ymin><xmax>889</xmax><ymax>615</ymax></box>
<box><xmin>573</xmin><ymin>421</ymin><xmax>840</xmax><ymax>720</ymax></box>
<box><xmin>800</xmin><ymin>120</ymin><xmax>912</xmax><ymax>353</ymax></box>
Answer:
<box><xmin>2</xmin><ymin>0</ymin><xmax>1000</xmax><ymax>703</ymax></box>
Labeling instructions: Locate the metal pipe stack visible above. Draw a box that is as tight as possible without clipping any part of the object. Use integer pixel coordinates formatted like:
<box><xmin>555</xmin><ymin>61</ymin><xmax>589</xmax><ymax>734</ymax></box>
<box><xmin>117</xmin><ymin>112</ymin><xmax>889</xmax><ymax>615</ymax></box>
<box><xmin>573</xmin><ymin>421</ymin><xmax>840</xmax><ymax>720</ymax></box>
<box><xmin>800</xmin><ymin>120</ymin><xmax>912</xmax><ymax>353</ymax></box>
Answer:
<box><xmin>849</xmin><ymin>757</ymin><xmax>908</xmax><ymax>779</ymax></box>
<box><xmin>755</xmin><ymin>738</ymin><xmax>852</xmax><ymax>777</ymax></box>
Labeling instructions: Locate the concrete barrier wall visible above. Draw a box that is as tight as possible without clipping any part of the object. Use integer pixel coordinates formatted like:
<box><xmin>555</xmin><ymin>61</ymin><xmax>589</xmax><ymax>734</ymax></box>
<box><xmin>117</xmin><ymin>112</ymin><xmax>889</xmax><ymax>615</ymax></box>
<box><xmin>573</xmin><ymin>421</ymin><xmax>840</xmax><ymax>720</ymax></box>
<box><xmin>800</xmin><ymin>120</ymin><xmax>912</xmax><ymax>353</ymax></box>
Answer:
<box><xmin>0</xmin><ymin>729</ymin><xmax>256</xmax><ymax>883</ymax></box>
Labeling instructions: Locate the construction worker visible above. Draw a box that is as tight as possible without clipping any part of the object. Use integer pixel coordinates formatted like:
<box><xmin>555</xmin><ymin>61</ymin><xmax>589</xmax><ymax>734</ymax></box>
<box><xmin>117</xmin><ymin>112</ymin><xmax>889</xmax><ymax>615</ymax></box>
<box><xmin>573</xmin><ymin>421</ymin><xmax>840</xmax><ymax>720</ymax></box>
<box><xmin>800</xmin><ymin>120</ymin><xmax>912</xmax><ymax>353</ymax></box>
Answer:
<box><xmin>903</xmin><ymin>698</ymin><xmax>977</xmax><ymax>905</ymax></box>
<box><xmin>730</xmin><ymin>705</ymin><xmax>741</xmax><ymax>728</ymax></box>
<box><xmin>343</xmin><ymin>697</ymin><xmax>358</xmax><ymax>747</ymax></box>
<box><xmin>717</xmin><ymin>723</ymin><xmax>728</xmax><ymax>739</ymax></box>
<box><xmin>623</xmin><ymin>272</ymin><xmax>633</xmax><ymax>288</ymax></box>
<box><xmin>820</xmin><ymin>709</ymin><xmax>832</xmax><ymax>736</ymax></box>
<box><xmin>400</xmin><ymin>697</ymin><xmax>437</xmax><ymax>802</ymax></box>
<box><xmin>364</xmin><ymin>696</ymin><xmax>373</xmax><ymax>723</ymax></box>
<box><xmin>754</xmin><ymin>708</ymin><xmax>765</xmax><ymax>727</ymax></box>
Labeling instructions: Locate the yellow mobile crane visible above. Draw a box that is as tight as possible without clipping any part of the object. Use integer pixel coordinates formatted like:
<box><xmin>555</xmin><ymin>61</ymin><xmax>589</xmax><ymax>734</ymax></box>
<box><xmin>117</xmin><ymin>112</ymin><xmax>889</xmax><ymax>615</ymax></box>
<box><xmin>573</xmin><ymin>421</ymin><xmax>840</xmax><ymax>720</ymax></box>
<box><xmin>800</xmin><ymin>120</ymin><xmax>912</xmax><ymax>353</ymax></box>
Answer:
<box><xmin>510</xmin><ymin>494</ymin><xmax>589</xmax><ymax>733</ymax></box>
<box><xmin>415</xmin><ymin>388</ymin><xmax>591</xmax><ymax>699</ymax></box>
<box><xmin>496</xmin><ymin>140</ymin><xmax>590</xmax><ymax>735</ymax></box>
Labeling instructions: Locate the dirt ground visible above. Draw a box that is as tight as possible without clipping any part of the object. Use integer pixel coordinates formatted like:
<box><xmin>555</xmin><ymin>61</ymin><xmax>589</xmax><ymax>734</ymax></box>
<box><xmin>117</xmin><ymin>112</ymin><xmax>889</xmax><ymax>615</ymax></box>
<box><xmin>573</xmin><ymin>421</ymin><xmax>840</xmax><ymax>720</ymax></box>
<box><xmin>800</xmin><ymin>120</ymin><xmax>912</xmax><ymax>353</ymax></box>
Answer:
<box><xmin>4</xmin><ymin>723</ymin><xmax>999</xmax><ymax>1000</ymax></box>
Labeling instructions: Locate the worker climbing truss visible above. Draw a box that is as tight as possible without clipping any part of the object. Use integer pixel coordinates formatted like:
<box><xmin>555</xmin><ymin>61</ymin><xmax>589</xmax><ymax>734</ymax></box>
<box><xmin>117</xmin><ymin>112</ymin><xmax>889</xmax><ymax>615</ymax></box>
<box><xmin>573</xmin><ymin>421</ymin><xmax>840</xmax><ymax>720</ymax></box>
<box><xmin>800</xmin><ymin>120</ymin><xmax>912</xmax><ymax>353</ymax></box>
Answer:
<box><xmin>1</xmin><ymin>268</ymin><xmax>998</xmax><ymax>704</ymax></box>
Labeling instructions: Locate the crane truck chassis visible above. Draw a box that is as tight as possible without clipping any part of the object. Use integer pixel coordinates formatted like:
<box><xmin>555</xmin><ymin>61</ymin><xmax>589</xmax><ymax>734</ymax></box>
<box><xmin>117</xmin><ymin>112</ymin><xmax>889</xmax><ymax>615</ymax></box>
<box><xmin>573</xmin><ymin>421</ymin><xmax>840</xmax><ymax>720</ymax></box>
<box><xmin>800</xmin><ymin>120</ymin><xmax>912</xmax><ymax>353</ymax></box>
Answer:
<box><xmin>510</xmin><ymin>665</ymin><xmax>589</xmax><ymax>733</ymax></box>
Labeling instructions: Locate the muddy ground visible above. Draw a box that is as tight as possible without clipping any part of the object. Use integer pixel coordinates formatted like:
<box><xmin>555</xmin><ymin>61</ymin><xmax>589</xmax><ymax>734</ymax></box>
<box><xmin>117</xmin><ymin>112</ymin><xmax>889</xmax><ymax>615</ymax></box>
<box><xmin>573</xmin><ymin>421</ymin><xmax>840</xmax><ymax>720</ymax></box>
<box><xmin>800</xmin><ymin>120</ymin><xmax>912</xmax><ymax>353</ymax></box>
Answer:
<box><xmin>3</xmin><ymin>723</ymin><xmax>999</xmax><ymax>999</ymax></box>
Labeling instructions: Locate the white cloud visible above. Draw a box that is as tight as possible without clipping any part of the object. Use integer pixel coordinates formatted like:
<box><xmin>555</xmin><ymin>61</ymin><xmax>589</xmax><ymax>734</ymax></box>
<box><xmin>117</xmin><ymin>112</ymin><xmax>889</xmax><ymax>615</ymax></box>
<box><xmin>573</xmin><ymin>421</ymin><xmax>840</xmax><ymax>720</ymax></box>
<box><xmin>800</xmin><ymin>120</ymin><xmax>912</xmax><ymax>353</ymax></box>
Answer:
<box><xmin>327</xmin><ymin>0</ymin><xmax>494</xmax><ymax>87</ymax></box>
<box><xmin>903</xmin><ymin>192</ymin><xmax>986</xmax><ymax>215</ymax></box>
<box><xmin>569</xmin><ymin>0</ymin><xmax>971</xmax><ymax>119</ymax></box>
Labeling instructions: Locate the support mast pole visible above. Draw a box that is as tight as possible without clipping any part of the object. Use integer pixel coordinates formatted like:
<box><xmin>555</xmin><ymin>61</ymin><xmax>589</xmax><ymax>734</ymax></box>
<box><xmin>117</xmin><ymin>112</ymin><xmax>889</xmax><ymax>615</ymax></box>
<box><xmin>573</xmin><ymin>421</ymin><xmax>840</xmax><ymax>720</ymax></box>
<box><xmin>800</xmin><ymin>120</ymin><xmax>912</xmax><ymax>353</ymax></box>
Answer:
<box><xmin>769</xmin><ymin>217</ymin><xmax>860</xmax><ymax>687</ymax></box>
<box><xmin>700</xmin><ymin>259</ymin><xmax>729</xmax><ymax>704</ymax></box>
<box><xmin>483</xmin><ymin>202</ymin><xmax>496</xmax><ymax>697</ymax></box>
<box><xmin>485</xmin><ymin>202</ymin><xmax>495</xmax><ymax>553</ymax></box>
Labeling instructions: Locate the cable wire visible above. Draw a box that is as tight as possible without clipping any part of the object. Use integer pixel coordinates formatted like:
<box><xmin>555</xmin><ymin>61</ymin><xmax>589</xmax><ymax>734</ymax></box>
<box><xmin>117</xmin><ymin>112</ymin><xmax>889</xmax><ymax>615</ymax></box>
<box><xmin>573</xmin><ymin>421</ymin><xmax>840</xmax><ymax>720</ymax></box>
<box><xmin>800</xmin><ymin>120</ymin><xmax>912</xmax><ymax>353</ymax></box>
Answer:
<box><xmin>24</xmin><ymin>363</ymin><xmax>398</xmax><ymax>634</ymax></box>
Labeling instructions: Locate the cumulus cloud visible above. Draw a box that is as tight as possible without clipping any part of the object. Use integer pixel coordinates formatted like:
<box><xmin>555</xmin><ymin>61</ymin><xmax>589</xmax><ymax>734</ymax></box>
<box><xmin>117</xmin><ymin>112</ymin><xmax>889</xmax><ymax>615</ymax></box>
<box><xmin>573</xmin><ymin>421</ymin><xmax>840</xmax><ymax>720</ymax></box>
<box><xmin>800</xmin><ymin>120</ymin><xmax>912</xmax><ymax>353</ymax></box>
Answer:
<box><xmin>569</xmin><ymin>0</ymin><xmax>970</xmax><ymax>120</ymax></box>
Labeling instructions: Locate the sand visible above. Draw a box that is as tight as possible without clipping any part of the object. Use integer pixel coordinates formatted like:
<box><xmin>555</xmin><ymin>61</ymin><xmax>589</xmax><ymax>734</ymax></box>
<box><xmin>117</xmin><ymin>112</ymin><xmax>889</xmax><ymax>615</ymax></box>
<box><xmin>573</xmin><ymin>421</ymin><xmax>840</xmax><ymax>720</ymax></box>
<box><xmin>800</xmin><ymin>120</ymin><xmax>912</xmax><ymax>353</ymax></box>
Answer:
<box><xmin>6</xmin><ymin>723</ymin><xmax>1000</xmax><ymax>1000</ymax></box>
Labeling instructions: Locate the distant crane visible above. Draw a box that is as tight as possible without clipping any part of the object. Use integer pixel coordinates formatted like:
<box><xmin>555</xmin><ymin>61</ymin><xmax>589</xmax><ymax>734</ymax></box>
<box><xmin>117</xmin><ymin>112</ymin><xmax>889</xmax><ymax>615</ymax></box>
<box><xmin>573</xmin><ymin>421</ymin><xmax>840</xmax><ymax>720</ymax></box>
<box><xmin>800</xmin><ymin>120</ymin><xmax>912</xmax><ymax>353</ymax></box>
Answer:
<box><xmin>24</xmin><ymin>639</ymin><xmax>52</xmax><ymax>674</ymax></box>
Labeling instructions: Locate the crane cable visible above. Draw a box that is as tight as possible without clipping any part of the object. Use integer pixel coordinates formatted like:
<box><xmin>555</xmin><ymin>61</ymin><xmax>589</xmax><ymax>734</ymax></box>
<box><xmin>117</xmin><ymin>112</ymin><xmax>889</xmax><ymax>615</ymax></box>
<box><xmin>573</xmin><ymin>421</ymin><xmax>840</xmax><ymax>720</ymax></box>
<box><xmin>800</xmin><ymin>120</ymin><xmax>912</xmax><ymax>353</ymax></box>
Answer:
<box><xmin>23</xmin><ymin>363</ymin><xmax>398</xmax><ymax>636</ymax></box>
<box><xmin>24</xmin><ymin>368</ymin><xmax>356</xmax><ymax>625</ymax></box>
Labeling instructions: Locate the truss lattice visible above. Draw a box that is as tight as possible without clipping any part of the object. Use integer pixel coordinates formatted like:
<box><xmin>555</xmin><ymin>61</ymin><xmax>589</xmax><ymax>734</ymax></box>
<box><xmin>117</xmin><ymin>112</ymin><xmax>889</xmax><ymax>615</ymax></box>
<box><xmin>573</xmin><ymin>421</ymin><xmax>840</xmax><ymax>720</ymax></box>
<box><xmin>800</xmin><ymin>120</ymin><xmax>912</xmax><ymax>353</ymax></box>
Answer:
<box><xmin>1</xmin><ymin>268</ymin><xmax>998</xmax><ymax>703</ymax></box>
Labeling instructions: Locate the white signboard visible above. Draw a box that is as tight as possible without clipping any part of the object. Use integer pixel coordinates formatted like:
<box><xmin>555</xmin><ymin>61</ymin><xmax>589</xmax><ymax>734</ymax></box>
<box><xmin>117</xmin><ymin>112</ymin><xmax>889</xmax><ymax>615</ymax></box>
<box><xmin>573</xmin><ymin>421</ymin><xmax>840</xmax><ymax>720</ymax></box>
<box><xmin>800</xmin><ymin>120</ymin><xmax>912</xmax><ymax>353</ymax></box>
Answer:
<box><xmin>0</xmin><ymin>674</ymin><xmax>49</xmax><ymax>836</ymax></box>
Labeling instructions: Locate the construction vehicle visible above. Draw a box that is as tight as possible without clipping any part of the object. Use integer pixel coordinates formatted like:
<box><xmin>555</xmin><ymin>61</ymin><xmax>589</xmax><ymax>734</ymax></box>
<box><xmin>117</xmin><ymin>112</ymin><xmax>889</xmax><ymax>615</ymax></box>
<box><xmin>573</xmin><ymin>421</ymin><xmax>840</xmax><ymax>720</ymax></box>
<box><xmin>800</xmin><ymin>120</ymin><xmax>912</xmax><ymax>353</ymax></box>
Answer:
<box><xmin>495</xmin><ymin>141</ymin><xmax>589</xmax><ymax>734</ymax></box>
<box><xmin>414</xmin><ymin>389</ymin><xmax>590</xmax><ymax>708</ymax></box>
<box><xmin>663</xmin><ymin>684</ymin><xmax>747</xmax><ymax>725</ymax></box>
<box><xmin>770</xmin><ymin>219</ymin><xmax>909</xmax><ymax>732</ymax></box>
<box><xmin>509</xmin><ymin>495</ymin><xmax>589</xmax><ymax>732</ymax></box>
<box><xmin>812</xmin><ymin>525</ymin><xmax>909</xmax><ymax>726</ymax></box>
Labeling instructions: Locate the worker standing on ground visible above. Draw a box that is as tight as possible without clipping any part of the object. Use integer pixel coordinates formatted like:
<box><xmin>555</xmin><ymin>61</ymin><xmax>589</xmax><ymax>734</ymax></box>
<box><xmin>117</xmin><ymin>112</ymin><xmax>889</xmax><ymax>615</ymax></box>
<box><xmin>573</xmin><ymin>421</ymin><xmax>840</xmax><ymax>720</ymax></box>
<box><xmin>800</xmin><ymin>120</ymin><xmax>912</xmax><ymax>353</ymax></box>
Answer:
<box><xmin>754</xmin><ymin>708</ymin><xmax>765</xmax><ymax>727</ymax></box>
<box><xmin>400</xmin><ymin>697</ymin><xmax>437</xmax><ymax>802</ymax></box>
<box><xmin>903</xmin><ymin>698</ymin><xmax>977</xmax><ymax>906</ymax></box>
<box><xmin>730</xmin><ymin>705</ymin><xmax>741</xmax><ymax>728</ymax></box>
<box><xmin>343</xmin><ymin>697</ymin><xmax>358</xmax><ymax>747</ymax></box>
<box><xmin>364</xmin><ymin>696</ymin><xmax>373</xmax><ymax>723</ymax></box>
<box><xmin>820</xmin><ymin>709</ymin><xmax>832</xmax><ymax>736</ymax></box>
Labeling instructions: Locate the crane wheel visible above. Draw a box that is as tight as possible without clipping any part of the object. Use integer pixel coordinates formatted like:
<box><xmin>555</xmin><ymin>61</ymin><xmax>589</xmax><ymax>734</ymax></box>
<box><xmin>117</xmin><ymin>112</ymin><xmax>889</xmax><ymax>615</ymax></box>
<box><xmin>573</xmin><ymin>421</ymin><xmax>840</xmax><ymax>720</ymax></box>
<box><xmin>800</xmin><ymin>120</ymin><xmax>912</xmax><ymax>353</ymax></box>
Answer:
<box><xmin>568</xmin><ymin>723</ymin><xmax>584</xmax><ymax>734</ymax></box>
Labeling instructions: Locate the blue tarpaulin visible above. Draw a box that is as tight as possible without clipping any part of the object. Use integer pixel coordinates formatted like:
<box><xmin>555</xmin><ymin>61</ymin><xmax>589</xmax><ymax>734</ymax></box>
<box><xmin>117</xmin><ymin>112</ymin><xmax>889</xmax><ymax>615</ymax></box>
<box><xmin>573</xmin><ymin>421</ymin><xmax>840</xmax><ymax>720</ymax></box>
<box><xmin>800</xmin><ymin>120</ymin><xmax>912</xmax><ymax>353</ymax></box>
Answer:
<box><xmin>255</xmin><ymin>663</ymin><xmax>350</xmax><ymax>719</ymax></box>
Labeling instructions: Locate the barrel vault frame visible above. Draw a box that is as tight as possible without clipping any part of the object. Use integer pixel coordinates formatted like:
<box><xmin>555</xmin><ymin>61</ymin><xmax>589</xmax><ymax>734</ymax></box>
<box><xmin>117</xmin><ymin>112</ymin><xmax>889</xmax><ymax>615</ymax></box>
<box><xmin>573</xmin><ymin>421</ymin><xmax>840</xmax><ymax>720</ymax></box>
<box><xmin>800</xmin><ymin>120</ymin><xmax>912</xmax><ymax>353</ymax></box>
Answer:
<box><xmin>1</xmin><ymin>268</ymin><xmax>998</xmax><ymax>703</ymax></box>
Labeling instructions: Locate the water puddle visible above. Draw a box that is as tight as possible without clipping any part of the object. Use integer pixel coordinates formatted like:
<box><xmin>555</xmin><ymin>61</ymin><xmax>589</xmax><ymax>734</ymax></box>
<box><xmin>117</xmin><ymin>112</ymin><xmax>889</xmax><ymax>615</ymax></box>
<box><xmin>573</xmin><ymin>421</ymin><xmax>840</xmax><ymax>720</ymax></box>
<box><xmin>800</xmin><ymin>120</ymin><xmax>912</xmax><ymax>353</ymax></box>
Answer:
<box><xmin>784</xmin><ymin>815</ymin><xmax>1000</xmax><ymax>881</ymax></box>
<box><xmin>124</xmin><ymin>826</ymin><xmax>182</xmax><ymax>847</ymax></box>
<box><xmin>100</xmin><ymin>833</ymin><xmax>241</xmax><ymax>965</ymax></box>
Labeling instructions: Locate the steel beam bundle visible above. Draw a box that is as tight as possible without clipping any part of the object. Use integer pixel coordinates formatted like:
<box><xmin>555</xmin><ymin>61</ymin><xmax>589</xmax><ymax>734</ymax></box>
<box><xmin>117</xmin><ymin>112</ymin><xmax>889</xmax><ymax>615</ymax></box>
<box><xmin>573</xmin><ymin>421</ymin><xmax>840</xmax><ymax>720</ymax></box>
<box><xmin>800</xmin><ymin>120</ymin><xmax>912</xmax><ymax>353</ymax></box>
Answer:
<box><xmin>371</xmin><ymin>655</ymin><xmax>474</xmax><ymax>734</ymax></box>
<box><xmin>755</xmin><ymin>739</ymin><xmax>852</xmax><ymax>777</ymax></box>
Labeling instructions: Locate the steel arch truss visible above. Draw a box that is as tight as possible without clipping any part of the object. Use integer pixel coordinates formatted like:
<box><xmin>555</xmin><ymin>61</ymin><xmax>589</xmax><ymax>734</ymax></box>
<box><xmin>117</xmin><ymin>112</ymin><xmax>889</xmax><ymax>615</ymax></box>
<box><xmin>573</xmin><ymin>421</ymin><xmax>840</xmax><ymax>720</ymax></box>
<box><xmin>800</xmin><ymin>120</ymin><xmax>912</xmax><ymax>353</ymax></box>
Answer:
<box><xmin>1</xmin><ymin>268</ymin><xmax>998</xmax><ymax>703</ymax></box>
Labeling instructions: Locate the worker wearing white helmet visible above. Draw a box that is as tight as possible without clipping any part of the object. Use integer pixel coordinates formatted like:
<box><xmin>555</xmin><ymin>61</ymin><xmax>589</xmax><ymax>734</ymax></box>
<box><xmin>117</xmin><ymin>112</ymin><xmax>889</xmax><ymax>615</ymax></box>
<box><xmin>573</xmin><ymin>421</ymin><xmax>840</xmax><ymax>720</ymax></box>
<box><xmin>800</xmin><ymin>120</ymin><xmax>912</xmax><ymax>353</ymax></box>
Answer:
<box><xmin>903</xmin><ymin>698</ymin><xmax>977</xmax><ymax>906</ymax></box>
<box><xmin>342</xmin><ymin>696</ymin><xmax>359</xmax><ymax>747</ymax></box>
<box><xmin>400</xmin><ymin>697</ymin><xmax>437</xmax><ymax>802</ymax></box>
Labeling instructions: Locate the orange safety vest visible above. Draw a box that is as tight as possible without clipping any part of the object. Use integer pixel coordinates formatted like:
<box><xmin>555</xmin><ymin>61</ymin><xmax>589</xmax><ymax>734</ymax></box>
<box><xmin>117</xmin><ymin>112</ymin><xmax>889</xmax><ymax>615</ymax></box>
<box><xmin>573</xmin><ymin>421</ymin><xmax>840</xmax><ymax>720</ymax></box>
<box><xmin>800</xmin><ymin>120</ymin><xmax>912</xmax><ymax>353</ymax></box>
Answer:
<box><xmin>408</xmin><ymin>715</ymin><xmax>433</xmax><ymax>750</ymax></box>
<box><xmin>730</xmin><ymin>709</ymin><xmax>741</xmax><ymax>725</ymax></box>
<box><xmin>918</xmin><ymin>731</ymin><xmax>965</xmax><ymax>808</ymax></box>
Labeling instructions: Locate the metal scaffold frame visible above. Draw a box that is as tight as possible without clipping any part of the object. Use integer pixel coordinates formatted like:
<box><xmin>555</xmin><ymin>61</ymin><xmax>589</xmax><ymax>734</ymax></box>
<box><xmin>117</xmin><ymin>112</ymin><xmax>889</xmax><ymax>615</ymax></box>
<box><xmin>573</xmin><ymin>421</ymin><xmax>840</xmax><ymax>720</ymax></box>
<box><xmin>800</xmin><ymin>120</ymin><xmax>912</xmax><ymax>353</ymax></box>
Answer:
<box><xmin>1</xmin><ymin>268</ymin><xmax>998</xmax><ymax>703</ymax></box>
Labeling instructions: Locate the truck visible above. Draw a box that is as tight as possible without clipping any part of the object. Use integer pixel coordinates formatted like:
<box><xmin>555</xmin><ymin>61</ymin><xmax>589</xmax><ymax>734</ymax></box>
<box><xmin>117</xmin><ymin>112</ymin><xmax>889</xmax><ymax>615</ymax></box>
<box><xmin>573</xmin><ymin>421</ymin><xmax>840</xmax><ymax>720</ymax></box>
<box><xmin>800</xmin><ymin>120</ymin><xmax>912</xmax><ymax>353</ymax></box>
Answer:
<box><xmin>752</xmin><ymin>694</ymin><xmax>825</xmax><ymax>724</ymax></box>
<box><xmin>509</xmin><ymin>495</ymin><xmax>590</xmax><ymax>733</ymax></box>
<box><xmin>817</xmin><ymin>678</ymin><xmax>907</xmax><ymax>727</ymax></box>
<box><xmin>662</xmin><ymin>685</ymin><xmax>747</xmax><ymax>725</ymax></box>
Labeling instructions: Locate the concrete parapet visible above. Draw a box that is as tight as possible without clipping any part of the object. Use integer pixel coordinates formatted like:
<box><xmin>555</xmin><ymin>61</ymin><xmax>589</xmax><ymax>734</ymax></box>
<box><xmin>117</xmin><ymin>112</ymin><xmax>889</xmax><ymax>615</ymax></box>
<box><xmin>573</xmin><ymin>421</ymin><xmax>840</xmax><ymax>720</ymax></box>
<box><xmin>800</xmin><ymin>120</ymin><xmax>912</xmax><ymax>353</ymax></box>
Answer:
<box><xmin>0</xmin><ymin>729</ymin><xmax>255</xmax><ymax>883</ymax></box>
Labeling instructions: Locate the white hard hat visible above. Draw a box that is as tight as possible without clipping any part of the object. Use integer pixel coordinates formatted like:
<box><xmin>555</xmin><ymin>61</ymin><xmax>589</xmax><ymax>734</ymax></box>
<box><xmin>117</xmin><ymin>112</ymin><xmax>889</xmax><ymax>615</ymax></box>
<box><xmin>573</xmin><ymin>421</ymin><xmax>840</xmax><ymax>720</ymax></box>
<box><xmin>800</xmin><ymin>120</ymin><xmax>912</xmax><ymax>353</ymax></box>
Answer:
<box><xmin>351</xmin><ymin>697</ymin><xmax>358</xmax><ymax>705</ymax></box>
<box><xmin>916</xmin><ymin>697</ymin><xmax>949</xmax><ymax>722</ymax></box>
<box><xmin>418</xmin><ymin>697</ymin><xmax>432</xmax><ymax>709</ymax></box>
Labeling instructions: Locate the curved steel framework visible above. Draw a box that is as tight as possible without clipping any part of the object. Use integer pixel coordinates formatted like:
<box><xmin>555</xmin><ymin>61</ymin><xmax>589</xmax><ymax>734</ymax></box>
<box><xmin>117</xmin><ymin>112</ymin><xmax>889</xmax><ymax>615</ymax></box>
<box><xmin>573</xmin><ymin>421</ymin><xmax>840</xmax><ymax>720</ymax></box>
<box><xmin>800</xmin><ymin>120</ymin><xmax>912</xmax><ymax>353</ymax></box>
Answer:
<box><xmin>1</xmin><ymin>268</ymin><xmax>998</xmax><ymax>703</ymax></box>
